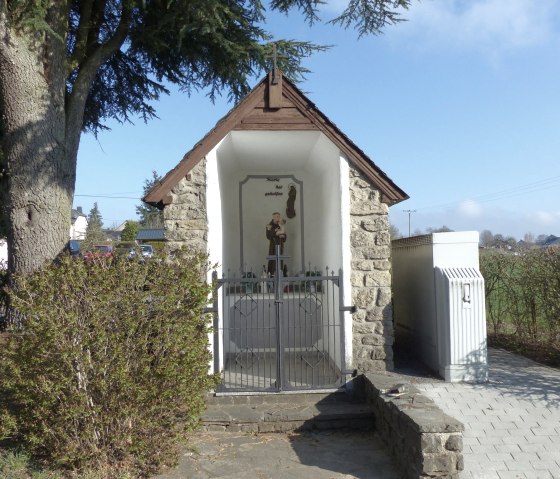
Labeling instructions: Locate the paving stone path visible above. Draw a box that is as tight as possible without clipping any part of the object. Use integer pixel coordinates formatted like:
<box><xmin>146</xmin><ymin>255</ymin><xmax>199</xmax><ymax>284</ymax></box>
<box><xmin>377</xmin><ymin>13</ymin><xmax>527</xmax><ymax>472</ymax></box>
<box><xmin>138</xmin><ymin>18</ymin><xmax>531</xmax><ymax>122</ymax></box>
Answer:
<box><xmin>153</xmin><ymin>430</ymin><xmax>400</xmax><ymax>479</ymax></box>
<box><xmin>414</xmin><ymin>348</ymin><xmax>560</xmax><ymax>479</ymax></box>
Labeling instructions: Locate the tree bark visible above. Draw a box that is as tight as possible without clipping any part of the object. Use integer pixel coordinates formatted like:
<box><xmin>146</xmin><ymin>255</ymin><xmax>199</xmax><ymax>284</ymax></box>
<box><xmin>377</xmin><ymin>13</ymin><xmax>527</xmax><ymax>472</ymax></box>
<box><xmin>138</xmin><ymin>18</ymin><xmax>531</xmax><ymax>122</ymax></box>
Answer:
<box><xmin>0</xmin><ymin>5</ymin><xmax>74</xmax><ymax>274</ymax></box>
<box><xmin>0</xmin><ymin>2</ymin><xmax>132</xmax><ymax>274</ymax></box>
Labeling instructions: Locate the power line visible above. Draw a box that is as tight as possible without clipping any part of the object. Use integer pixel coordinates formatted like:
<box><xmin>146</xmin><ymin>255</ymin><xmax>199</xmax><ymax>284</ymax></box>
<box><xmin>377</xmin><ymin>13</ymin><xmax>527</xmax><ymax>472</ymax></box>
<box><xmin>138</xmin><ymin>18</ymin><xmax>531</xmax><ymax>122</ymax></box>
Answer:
<box><xmin>75</xmin><ymin>194</ymin><xmax>141</xmax><ymax>200</ymax></box>
<box><xmin>414</xmin><ymin>174</ymin><xmax>560</xmax><ymax>212</ymax></box>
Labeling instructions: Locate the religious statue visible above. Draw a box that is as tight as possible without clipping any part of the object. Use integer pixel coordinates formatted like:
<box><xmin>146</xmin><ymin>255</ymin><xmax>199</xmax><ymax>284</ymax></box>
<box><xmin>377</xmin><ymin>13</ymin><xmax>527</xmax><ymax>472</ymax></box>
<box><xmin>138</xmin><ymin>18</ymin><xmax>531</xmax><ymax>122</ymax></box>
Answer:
<box><xmin>266</xmin><ymin>212</ymin><xmax>286</xmax><ymax>275</ymax></box>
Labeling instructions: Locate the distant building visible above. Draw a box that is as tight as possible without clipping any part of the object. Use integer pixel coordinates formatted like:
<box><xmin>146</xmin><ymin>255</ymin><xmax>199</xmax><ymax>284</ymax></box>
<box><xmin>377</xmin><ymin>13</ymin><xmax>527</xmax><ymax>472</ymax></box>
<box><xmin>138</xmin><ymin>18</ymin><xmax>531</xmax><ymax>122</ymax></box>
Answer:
<box><xmin>136</xmin><ymin>228</ymin><xmax>165</xmax><ymax>243</ymax></box>
<box><xmin>70</xmin><ymin>207</ymin><xmax>87</xmax><ymax>240</ymax></box>
<box><xmin>112</xmin><ymin>221</ymin><xmax>128</xmax><ymax>232</ymax></box>
<box><xmin>541</xmin><ymin>235</ymin><xmax>560</xmax><ymax>247</ymax></box>
<box><xmin>0</xmin><ymin>238</ymin><xmax>7</xmax><ymax>269</ymax></box>
<box><xmin>102</xmin><ymin>229</ymin><xmax>122</xmax><ymax>243</ymax></box>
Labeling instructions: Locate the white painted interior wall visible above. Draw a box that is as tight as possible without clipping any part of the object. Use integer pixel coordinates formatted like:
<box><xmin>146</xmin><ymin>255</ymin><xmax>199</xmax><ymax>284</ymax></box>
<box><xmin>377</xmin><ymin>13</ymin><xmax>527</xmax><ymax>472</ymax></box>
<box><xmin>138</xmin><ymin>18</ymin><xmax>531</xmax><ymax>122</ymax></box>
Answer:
<box><xmin>213</xmin><ymin>130</ymin><xmax>344</xmax><ymax>275</ymax></box>
<box><xmin>206</xmin><ymin>130</ymin><xmax>351</xmax><ymax>373</ymax></box>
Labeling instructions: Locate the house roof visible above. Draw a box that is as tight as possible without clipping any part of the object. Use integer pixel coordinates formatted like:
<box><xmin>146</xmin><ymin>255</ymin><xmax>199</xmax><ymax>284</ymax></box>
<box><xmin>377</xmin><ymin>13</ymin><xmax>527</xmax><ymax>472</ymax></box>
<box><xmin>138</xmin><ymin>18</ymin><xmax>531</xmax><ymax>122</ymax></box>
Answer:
<box><xmin>136</xmin><ymin>228</ymin><xmax>166</xmax><ymax>241</ymax></box>
<box><xmin>144</xmin><ymin>71</ymin><xmax>408</xmax><ymax>207</ymax></box>
<box><xmin>71</xmin><ymin>208</ymin><xmax>86</xmax><ymax>224</ymax></box>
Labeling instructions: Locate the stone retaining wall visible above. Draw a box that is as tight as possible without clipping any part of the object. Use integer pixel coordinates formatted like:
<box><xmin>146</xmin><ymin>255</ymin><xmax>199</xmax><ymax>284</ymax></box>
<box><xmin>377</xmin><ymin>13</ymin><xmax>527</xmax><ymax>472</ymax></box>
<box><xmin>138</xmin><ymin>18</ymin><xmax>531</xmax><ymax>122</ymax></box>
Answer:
<box><xmin>363</xmin><ymin>374</ymin><xmax>464</xmax><ymax>479</ymax></box>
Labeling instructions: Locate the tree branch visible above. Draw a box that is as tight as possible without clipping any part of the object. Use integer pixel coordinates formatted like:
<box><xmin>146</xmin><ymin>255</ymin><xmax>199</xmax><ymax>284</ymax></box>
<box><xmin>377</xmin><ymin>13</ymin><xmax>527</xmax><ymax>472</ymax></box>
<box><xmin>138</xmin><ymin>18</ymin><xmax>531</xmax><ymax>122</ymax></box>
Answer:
<box><xmin>65</xmin><ymin>1</ymin><xmax>133</xmax><ymax>154</ymax></box>
<box><xmin>68</xmin><ymin>0</ymin><xmax>95</xmax><ymax>71</ymax></box>
<box><xmin>0</xmin><ymin>2</ymin><xmax>10</xmax><ymax>54</ymax></box>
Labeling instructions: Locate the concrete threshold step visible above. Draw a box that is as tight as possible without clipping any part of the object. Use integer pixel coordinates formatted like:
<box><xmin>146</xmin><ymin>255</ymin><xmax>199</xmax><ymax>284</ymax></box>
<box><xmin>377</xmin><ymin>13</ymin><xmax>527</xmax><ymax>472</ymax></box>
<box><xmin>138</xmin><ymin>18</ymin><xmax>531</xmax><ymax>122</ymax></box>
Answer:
<box><xmin>201</xmin><ymin>391</ymin><xmax>374</xmax><ymax>433</ymax></box>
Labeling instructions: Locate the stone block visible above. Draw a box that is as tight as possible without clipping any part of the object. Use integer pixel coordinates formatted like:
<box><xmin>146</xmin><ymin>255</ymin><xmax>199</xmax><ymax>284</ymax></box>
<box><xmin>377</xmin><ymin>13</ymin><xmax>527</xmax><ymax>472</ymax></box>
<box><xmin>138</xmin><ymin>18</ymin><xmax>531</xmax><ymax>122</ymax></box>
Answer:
<box><xmin>456</xmin><ymin>453</ymin><xmax>464</xmax><ymax>471</ymax></box>
<box><xmin>421</xmin><ymin>454</ymin><xmax>455</xmax><ymax>474</ymax></box>
<box><xmin>445</xmin><ymin>434</ymin><xmax>463</xmax><ymax>452</ymax></box>
<box><xmin>361</xmin><ymin>217</ymin><xmax>388</xmax><ymax>232</ymax></box>
<box><xmin>205</xmin><ymin>425</ymin><xmax>226</xmax><ymax>432</ymax></box>
<box><xmin>362</xmin><ymin>335</ymin><xmax>385</xmax><ymax>346</ymax></box>
<box><xmin>353</xmin><ymin>288</ymin><xmax>378</xmax><ymax>309</ymax></box>
<box><xmin>351</xmin><ymin>271</ymin><xmax>365</xmax><ymax>287</ymax></box>
<box><xmin>372</xmin><ymin>259</ymin><xmax>391</xmax><ymax>271</ymax></box>
<box><xmin>370</xmin><ymin>346</ymin><xmax>387</xmax><ymax>360</ymax></box>
<box><xmin>356</xmin><ymin>246</ymin><xmax>391</xmax><ymax>260</ymax></box>
<box><xmin>350</xmin><ymin>200</ymin><xmax>386</xmax><ymax>216</ymax></box>
<box><xmin>375</xmin><ymin>231</ymin><xmax>391</xmax><ymax>246</ymax></box>
<box><xmin>421</xmin><ymin>434</ymin><xmax>445</xmax><ymax>453</ymax></box>
<box><xmin>351</xmin><ymin>260</ymin><xmax>374</xmax><ymax>271</ymax></box>
<box><xmin>353</xmin><ymin>322</ymin><xmax>375</xmax><ymax>334</ymax></box>
<box><xmin>353</xmin><ymin>309</ymin><xmax>366</xmax><ymax>322</ymax></box>
<box><xmin>376</xmin><ymin>287</ymin><xmax>392</xmax><ymax>307</ymax></box>
<box><xmin>350</xmin><ymin>230</ymin><xmax>374</xmax><ymax>248</ymax></box>
<box><xmin>364</xmin><ymin>271</ymin><xmax>391</xmax><ymax>287</ymax></box>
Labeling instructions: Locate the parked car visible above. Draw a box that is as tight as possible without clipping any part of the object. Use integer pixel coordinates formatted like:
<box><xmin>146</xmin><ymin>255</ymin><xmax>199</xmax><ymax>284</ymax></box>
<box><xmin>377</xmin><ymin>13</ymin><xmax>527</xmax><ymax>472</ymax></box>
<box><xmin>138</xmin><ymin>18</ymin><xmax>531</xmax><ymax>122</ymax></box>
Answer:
<box><xmin>83</xmin><ymin>244</ymin><xmax>114</xmax><ymax>262</ymax></box>
<box><xmin>66</xmin><ymin>240</ymin><xmax>81</xmax><ymax>257</ymax></box>
<box><xmin>128</xmin><ymin>244</ymin><xmax>154</xmax><ymax>260</ymax></box>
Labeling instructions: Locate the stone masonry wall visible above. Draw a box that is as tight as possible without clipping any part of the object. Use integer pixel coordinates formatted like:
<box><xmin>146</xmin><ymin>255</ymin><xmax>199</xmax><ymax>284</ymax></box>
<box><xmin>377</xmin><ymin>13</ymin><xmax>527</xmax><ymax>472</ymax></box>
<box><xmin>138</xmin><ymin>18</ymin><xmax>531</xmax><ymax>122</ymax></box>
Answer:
<box><xmin>163</xmin><ymin>159</ymin><xmax>208</xmax><ymax>253</ymax></box>
<box><xmin>364</xmin><ymin>373</ymin><xmax>464</xmax><ymax>479</ymax></box>
<box><xmin>349</xmin><ymin>166</ymin><xmax>394</xmax><ymax>372</ymax></box>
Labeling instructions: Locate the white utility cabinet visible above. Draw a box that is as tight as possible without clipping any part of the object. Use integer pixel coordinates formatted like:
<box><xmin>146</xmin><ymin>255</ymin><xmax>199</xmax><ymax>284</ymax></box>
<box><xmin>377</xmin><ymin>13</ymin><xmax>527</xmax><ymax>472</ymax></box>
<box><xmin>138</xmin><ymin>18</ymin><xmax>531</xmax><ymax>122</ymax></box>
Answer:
<box><xmin>392</xmin><ymin>231</ymin><xmax>488</xmax><ymax>382</ymax></box>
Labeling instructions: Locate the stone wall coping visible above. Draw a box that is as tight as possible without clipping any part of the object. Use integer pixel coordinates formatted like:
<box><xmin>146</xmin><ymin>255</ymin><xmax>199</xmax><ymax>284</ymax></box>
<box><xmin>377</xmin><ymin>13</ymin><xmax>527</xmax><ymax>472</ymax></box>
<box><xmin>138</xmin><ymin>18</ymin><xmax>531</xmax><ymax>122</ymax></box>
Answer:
<box><xmin>364</xmin><ymin>373</ymin><xmax>464</xmax><ymax>434</ymax></box>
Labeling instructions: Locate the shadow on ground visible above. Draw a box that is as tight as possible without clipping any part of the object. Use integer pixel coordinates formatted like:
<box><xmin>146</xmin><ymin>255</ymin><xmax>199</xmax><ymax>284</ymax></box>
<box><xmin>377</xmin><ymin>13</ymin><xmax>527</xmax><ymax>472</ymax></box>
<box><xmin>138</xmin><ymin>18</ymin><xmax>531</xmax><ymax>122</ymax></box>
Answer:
<box><xmin>153</xmin><ymin>430</ymin><xmax>400</xmax><ymax>479</ymax></box>
<box><xmin>473</xmin><ymin>348</ymin><xmax>560</xmax><ymax>407</ymax></box>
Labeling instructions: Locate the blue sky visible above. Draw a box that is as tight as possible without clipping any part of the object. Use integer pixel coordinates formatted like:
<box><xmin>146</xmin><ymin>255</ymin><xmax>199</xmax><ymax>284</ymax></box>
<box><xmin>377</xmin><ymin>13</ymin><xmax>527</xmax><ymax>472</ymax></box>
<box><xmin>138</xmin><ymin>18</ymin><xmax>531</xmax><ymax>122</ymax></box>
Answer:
<box><xmin>76</xmin><ymin>0</ymin><xmax>560</xmax><ymax>240</ymax></box>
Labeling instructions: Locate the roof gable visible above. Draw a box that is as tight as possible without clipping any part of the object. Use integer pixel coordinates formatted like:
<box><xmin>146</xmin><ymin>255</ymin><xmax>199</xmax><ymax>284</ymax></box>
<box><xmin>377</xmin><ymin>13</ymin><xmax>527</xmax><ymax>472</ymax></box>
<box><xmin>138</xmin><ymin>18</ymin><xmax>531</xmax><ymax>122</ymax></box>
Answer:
<box><xmin>144</xmin><ymin>72</ymin><xmax>408</xmax><ymax>206</ymax></box>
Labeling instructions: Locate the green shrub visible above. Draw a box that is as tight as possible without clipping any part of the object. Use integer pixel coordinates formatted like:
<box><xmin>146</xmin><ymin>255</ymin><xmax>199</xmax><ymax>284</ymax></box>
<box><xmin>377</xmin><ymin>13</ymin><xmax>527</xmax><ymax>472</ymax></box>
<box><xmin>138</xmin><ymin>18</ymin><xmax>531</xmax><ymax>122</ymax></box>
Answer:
<box><xmin>481</xmin><ymin>247</ymin><xmax>560</xmax><ymax>341</ymax></box>
<box><xmin>0</xmin><ymin>251</ymin><xmax>219</xmax><ymax>477</ymax></box>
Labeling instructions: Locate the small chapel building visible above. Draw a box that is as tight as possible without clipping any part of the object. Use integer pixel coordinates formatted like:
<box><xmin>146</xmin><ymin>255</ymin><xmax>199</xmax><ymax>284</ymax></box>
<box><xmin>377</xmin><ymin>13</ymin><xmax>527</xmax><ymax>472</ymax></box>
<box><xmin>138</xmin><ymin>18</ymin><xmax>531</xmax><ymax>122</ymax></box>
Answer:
<box><xmin>144</xmin><ymin>71</ymin><xmax>408</xmax><ymax>392</ymax></box>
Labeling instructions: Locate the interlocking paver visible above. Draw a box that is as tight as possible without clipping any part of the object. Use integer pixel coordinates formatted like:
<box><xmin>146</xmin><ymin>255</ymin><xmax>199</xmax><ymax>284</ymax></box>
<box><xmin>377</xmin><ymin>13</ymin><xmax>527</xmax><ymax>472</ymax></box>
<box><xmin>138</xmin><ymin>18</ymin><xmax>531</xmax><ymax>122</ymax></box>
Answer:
<box><xmin>415</xmin><ymin>348</ymin><xmax>560</xmax><ymax>479</ymax></box>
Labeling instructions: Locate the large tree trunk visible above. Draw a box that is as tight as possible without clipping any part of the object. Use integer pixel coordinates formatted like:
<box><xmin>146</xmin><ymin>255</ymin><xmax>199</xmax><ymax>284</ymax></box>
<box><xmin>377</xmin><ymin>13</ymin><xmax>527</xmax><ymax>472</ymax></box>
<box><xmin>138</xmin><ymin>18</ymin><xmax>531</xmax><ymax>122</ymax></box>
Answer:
<box><xmin>0</xmin><ymin>7</ymin><xmax>75</xmax><ymax>275</ymax></box>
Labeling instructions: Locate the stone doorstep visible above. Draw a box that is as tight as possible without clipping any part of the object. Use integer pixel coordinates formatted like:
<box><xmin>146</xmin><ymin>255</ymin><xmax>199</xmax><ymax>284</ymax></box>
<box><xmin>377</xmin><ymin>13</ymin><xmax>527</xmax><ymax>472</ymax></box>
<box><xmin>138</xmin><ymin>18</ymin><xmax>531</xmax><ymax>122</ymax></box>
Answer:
<box><xmin>200</xmin><ymin>391</ymin><xmax>375</xmax><ymax>432</ymax></box>
<box><xmin>205</xmin><ymin>390</ymin><xmax>361</xmax><ymax>406</ymax></box>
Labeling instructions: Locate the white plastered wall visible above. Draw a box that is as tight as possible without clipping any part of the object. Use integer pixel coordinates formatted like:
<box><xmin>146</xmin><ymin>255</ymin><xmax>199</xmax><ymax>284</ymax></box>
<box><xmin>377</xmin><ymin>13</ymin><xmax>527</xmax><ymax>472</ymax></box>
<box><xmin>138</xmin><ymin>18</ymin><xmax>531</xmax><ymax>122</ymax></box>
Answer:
<box><xmin>206</xmin><ymin>130</ymin><xmax>353</xmax><ymax>373</ymax></box>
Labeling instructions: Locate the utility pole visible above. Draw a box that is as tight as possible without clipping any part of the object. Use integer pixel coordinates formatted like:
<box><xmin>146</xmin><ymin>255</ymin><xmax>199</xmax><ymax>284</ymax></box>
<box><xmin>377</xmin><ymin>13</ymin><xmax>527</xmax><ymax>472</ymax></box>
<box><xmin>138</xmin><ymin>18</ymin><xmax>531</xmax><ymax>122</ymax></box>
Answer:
<box><xmin>403</xmin><ymin>209</ymin><xmax>416</xmax><ymax>237</ymax></box>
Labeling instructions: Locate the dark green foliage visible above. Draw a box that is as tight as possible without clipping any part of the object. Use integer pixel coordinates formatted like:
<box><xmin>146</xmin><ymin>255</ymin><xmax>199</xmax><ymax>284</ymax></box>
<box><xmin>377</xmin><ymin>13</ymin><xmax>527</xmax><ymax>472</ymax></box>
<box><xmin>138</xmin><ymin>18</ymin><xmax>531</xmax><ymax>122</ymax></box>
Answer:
<box><xmin>120</xmin><ymin>220</ymin><xmax>141</xmax><ymax>242</ymax></box>
<box><xmin>481</xmin><ymin>248</ymin><xmax>560</xmax><ymax>341</ymax></box>
<box><xmin>0</xmin><ymin>251</ymin><xmax>219</xmax><ymax>477</ymax></box>
<box><xmin>66</xmin><ymin>0</ymin><xmax>333</xmax><ymax>134</ymax></box>
<box><xmin>83</xmin><ymin>202</ymin><xmax>106</xmax><ymax>251</ymax></box>
<box><xmin>66</xmin><ymin>0</ymin><xmax>410</xmax><ymax>134</ymax></box>
<box><xmin>329</xmin><ymin>0</ymin><xmax>410</xmax><ymax>37</ymax></box>
<box><xmin>136</xmin><ymin>171</ymin><xmax>164</xmax><ymax>228</ymax></box>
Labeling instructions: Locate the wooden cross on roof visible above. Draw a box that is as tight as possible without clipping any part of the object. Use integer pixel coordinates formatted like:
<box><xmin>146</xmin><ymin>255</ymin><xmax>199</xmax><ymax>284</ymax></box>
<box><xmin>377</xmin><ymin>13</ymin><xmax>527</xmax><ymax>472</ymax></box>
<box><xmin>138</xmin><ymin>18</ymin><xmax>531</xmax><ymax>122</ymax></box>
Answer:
<box><xmin>265</xmin><ymin>44</ymin><xmax>282</xmax><ymax>84</ymax></box>
<box><xmin>265</xmin><ymin>43</ymin><xmax>285</xmax><ymax>108</ymax></box>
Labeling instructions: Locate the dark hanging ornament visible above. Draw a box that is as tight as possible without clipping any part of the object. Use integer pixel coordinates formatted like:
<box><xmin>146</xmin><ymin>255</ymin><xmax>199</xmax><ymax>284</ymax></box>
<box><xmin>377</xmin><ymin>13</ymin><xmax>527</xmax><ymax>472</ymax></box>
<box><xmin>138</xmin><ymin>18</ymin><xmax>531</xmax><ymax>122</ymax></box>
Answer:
<box><xmin>286</xmin><ymin>185</ymin><xmax>296</xmax><ymax>218</ymax></box>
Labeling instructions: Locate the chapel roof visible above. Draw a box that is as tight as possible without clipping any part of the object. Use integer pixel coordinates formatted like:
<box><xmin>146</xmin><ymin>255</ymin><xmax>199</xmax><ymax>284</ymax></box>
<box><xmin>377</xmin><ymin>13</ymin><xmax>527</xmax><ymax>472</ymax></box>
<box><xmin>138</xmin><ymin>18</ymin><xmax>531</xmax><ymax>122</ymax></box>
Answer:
<box><xmin>144</xmin><ymin>71</ymin><xmax>408</xmax><ymax>207</ymax></box>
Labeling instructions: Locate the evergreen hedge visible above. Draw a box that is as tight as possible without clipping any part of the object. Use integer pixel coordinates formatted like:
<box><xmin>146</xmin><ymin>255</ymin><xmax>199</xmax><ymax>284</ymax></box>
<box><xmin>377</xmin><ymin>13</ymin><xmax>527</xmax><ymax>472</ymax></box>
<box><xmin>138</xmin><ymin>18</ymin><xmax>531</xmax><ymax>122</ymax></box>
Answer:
<box><xmin>480</xmin><ymin>247</ymin><xmax>560</xmax><ymax>341</ymax></box>
<box><xmin>0</xmin><ymin>251</ymin><xmax>218</xmax><ymax>477</ymax></box>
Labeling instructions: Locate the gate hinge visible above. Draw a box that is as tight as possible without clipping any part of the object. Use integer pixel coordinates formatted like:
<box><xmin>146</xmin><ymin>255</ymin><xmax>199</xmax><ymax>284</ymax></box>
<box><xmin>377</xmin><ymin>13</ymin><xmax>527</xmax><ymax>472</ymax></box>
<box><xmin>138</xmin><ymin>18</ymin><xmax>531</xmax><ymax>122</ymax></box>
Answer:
<box><xmin>340</xmin><ymin>305</ymin><xmax>357</xmax><ymax>314</ymax></box>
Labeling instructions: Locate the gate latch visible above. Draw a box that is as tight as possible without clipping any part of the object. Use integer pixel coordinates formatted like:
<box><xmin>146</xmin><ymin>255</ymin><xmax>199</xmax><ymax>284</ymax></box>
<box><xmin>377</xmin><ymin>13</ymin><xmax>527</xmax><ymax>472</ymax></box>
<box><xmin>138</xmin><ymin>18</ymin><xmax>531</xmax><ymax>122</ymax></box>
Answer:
<box><xmin>340</xmin><ymin>305</ymin><xmax>357</xmax><ymax>314</ymax></box>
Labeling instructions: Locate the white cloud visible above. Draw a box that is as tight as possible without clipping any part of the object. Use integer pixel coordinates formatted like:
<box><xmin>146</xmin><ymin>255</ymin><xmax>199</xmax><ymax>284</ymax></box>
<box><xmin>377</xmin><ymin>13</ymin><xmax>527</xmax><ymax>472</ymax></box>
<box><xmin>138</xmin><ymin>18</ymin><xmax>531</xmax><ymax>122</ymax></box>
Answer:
<box><xmin>534</xmin><ymin>210</ymin><xmax>560</xmax><ymax>225</ymax></box>
<box><xmin>458</xmin><ymin>199</ymin><xmax>483</xmax><ymax>218</ymax></box>
<box><xmin>393</xmin><ymin>0</ymin><xmax>559</xmax><ymax>54</ymax></box>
